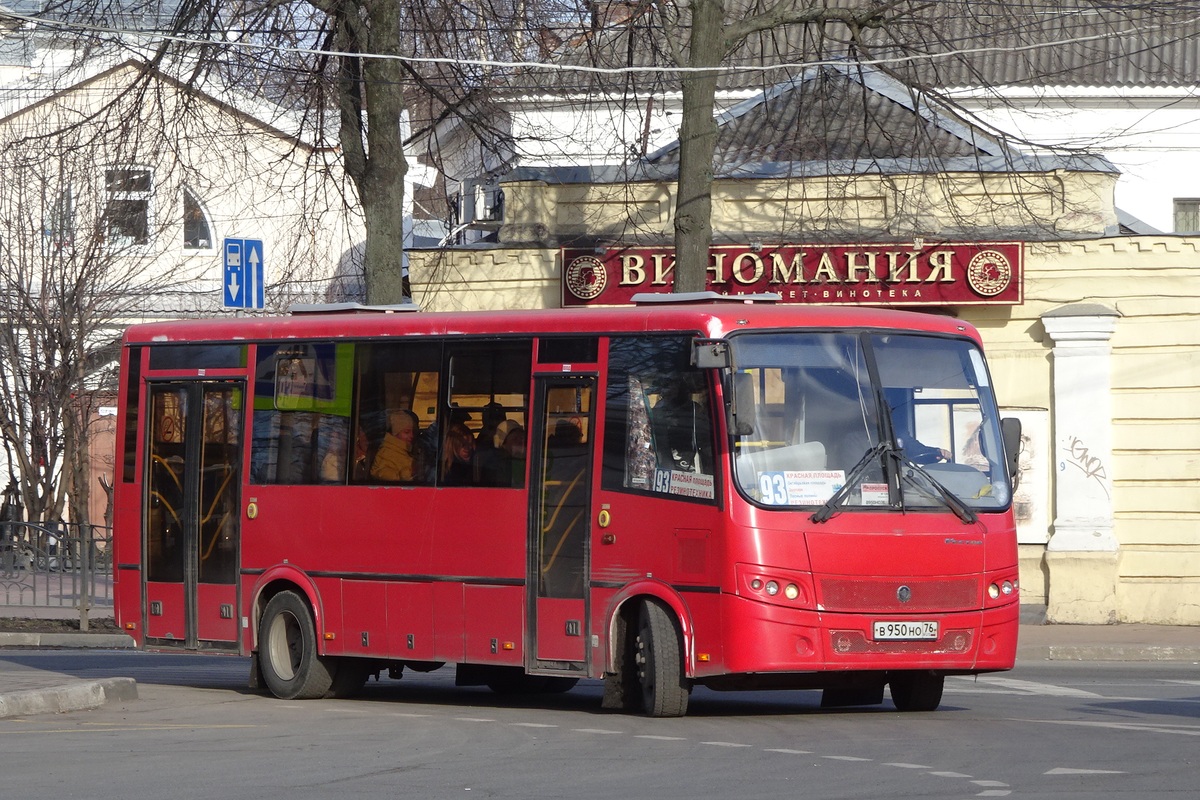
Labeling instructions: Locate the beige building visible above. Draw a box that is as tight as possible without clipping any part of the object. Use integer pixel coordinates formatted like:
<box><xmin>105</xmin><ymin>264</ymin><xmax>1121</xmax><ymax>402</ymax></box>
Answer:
<box><xmin>409</xmin><ymin>68</ymin><xmax>1200</xmax><ymax>626</ymax></box>
<box><xmin>0</xmin><ymin>57</ymin><xmax>358</xmax><ymax>522</ymax></box>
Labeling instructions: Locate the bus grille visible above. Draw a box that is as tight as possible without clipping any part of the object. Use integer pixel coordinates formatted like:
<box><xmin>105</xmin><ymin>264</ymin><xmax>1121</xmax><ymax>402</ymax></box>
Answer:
<box><xmin>818</xmin><ymin>577</ymin><xmax>977</xmax><ymax>612</ymax></box>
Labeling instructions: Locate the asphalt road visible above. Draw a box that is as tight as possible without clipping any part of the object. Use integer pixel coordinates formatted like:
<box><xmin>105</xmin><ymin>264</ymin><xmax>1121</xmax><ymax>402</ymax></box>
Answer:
<box><xmin>0</xmin><ymin>651</ymin><xmax>1196</xmax><ymax>799</ymax></box>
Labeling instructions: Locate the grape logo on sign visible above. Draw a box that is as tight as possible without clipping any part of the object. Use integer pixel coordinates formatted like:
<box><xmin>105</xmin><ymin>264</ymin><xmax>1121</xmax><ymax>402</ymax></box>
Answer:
<box><xmin>564</xmin><ymin>255</ymin><xmax>608</xmax><ymax>301</ymax></box>
<box><xmin>965</xmin><ymin>249</ymin><xmax>1013</xmax><ymax>297</ymax></box>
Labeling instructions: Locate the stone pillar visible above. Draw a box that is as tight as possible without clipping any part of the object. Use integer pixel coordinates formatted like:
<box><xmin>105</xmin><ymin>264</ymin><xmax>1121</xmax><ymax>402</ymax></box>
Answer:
<box><xmin>1040</xmin><ymin>304</ymin><xmax>1121</xmax><ymax>624</ymax></box>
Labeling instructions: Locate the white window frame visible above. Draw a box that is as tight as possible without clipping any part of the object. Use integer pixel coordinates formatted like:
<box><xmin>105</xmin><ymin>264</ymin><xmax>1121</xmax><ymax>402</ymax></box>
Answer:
<box><xmin>1173</xmin><ymin>198</ymin><xmax>1200</xmax><ymax>233</ymax></box>
<box><xmin>182</xmin><ymin>186</ymin><xmax>215</xmax><ymax>252</ymax></box>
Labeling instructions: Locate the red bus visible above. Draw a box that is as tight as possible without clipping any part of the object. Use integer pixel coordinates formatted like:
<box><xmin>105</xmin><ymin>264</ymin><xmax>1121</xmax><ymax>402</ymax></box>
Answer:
<box><xmin>112</xmin><ymin>296</ymin><xmax>1022</xmax><ymax>716</ymax></box>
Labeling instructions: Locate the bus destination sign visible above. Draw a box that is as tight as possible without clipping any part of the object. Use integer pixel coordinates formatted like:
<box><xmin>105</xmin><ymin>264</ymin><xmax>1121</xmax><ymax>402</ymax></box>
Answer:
<box><xmin>561</xmin><ymin>242</ymin><xmax>1023</xmax><ymax>307</ymax></box>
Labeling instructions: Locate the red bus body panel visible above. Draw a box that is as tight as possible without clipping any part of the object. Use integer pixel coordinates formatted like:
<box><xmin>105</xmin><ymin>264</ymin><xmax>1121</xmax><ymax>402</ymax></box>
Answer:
<box><xmin>113</xmin><ymin>304</ymin><xmax>1019</xmax><ymax>698</ymax></box>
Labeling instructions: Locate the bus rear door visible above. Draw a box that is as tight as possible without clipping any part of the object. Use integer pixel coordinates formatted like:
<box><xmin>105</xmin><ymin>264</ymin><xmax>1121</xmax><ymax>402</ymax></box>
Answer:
<box><xmin>143</xmin><ymin>381</ymin><xmax>243</xmax><ymax>650</ymax></box>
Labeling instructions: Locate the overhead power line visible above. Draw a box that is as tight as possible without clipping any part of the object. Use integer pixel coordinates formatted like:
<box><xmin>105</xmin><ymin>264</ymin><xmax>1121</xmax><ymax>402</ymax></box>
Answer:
<box><xmin>2</xmin><ymin>7</ymin><xmax>1200</xmax><ymax>79</ymax></box>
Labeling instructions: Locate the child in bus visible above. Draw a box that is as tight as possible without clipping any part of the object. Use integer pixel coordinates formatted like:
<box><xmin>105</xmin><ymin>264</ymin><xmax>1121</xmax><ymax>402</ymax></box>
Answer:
<box><xmin>370</xmin><ymin>409</ymin><xmax>418</xmax><ymax>482</ymax></box>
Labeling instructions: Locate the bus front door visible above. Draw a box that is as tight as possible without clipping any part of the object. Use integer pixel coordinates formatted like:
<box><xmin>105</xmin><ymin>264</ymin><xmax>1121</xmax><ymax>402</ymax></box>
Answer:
<box><xmin>143</xmin><ymin>382</ymin><xmax>243</xmax><ymax>650</ymax></box>
<box><xmin>529</xmin><ymin>376</ymin><xmax>595</xmax><ymax>671</ymax></box>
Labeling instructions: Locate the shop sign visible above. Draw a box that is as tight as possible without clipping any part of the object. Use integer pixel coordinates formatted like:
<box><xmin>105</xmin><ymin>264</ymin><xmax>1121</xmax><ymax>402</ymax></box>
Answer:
<box><xmin>561</xmin><ymin>242</ymin><xmax>1023</xmax><ymax>306</ymax></box>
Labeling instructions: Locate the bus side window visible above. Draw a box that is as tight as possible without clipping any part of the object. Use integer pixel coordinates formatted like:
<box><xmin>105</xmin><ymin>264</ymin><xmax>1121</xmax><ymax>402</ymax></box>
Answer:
<box><xmin>444</xmin><ymin>342</ymin><xmax>532</xmax><ymax>488</ymax></box>
<box><xmin>603</xmin><ymin>335</ymin><xmax>717</xmax><ymax>501</ymax></box>
<box><xmin>250</xmin><ymin>343</ymin><xmax>352</xmax><ymax>485</ymax></box>
<box><xmin>354</xmin><ymin>340</ymin><xmax>441</xmax><ymax>486</ymax></box>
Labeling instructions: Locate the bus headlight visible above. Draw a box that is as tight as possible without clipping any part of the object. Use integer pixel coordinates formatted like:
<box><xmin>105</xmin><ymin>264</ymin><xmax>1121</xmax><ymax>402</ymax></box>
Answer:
<box><xmin>765</xmin><ymin>580</ymin><xmax>779</xmax><ymax>596</ymax></box>
<box><xmin>784</xmin><ymin>583</ymin><xmax>799</xmax><ymax>600</ymax></box>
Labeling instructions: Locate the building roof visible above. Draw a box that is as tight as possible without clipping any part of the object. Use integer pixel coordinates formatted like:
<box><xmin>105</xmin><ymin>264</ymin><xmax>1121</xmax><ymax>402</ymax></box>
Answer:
<box><xmin>506</xmin><ymin>60</ymin><xmax>1116</xmax><ymax>185</ymax></box>
<box><xmin>534</xmin><ymin>2</ymin><xmax>1200</xmax><ymax>95</ymax></box>
<box><xmin>647</xmin><ymin>61</ymin><xmax>1000</xmax><ymax>170</ymax></box>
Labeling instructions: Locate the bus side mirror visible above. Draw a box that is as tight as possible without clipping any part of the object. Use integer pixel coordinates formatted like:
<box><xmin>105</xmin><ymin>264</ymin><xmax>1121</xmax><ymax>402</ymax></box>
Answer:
<box><xmin>1001</xmin><ymin>417</ymin><xmax>1022</xmax><ymax>491</ymax></box>
<box><xmin>731</xmin><ymin>372</ymin><xmax>756</xmax><ymax>436</ymax></box>
<box><xmin>692</xmin><ymin>339</ymin><xmax>730</xmax><ymax>369</ymax></box>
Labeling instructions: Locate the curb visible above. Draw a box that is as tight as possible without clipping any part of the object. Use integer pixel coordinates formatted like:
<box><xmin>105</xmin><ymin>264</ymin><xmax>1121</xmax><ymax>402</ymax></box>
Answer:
<box><xmin>0</xmin><ymin>678</ymin><xmax>138</xmax><ymax>719</ymax></box>
<box><xmin>0</xmin><ymin>632</ymin><xmax>135</xmax><ymax>649</ymax></box>
<box><xmin>1019</xmin><ymin>644</ymin><xmax>1200</xmax><ymax>663</ymax></box>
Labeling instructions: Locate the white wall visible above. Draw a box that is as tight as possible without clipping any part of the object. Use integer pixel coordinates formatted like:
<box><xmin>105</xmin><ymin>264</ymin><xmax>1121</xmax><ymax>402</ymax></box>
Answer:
<box><xmin>951</xmin><ymin>87</ymin><xmax>1200</xmax><ymax>234</ymax></box>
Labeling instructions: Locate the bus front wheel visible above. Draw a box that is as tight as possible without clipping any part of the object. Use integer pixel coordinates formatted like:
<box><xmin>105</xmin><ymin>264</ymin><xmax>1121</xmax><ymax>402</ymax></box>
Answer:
<box><xmin>888</xmin><ymin>671</ymin><xmax>944</xmax><ymax>712</ymax></box>
<box><xmin>634</xmin><ymin>599</ymin><xmax>690</xmax><ymax>717</ymax></box>
<box><xmin>259</xmin><ymin>590</ymin><xmax>335</xmax><ymax>700</ymax></box>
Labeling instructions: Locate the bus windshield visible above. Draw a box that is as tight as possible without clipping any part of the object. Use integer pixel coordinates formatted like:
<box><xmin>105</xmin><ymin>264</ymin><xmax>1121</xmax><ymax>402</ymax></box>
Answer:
<box><xmin>730</xmin><ymin>331</ymin><xmax>1011</xmax><ymax>512</ymax></box>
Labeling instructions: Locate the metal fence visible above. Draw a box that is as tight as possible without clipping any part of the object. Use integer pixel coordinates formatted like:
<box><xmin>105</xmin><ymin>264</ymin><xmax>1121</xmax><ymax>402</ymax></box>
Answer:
<box><xmin>0</xmin><ymin>520</ymin><xmax>113</xmax><ymax>622</ymax></box>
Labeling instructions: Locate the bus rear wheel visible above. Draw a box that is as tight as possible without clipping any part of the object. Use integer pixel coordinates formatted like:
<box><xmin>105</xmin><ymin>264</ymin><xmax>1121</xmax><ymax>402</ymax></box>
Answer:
<box><xmin>259</xmin><ymin>590</ymin><xmax>335</xmax><ymax>700</ymax></box>
<box><xmin>888</xmin><ymin>671</ymin><xmax>944</xmax><ymax>712</ymax></box>
<box><xmin>634</xmin><ymin>599</ymin><xmax>690</xmax><ymax>718</ymax></box>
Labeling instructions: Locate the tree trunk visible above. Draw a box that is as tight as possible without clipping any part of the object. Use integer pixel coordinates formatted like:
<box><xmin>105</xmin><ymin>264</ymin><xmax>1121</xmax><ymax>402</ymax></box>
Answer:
<box><xmin>672</xmin><ymin>0</ymin><xmax>725</xmax><ymax>293</ymax></box>
<box><xmin>337</xmin><ymin>0</ymin><xmax>411</xmax><ymax>306</ymax></box>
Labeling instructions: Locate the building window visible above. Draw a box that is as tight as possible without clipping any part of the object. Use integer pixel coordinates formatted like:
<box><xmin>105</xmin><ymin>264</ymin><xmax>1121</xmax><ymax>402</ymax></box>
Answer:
<box><xmin>1173</xmin><ymin>198</ymin><xmax>1200</xmax><ymax>233</ymax></box>
<box><xmin>103</xmin><ymin>167</ymin><xmax>152</xmax><ymax>246</ymax></box>
<box><xmin>43</xmin><ymin>186</ymin><xmax>74</xmax><ymax>249</ymax></box>
<box><xmin>183</xmin><ymin>187</ymin><xmax>212</xmax><ymax>249</ymax></box>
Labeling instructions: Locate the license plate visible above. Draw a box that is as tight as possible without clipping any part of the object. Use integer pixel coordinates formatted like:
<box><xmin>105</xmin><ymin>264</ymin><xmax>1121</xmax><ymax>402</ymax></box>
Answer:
<box><xmin>873</xmin><ymin>620</ymin><xmax>939</xmax><ymax>641</ymax></box>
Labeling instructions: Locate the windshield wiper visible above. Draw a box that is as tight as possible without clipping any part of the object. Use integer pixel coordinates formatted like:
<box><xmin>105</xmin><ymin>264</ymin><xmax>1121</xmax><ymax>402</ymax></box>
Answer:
<box><xmin>811</xmin><ymin>441</ymin><xmax>891</xmax><ymax>524</ymax></box>
<box><xmin>810</xmin><ymin>441</ymin><xmax>978</xmax><ymax>525</ymax></box>
<box><xmin>896</xmin><ymin>458</ymin><xmax>978</xmax><ymax>525</ymax></box>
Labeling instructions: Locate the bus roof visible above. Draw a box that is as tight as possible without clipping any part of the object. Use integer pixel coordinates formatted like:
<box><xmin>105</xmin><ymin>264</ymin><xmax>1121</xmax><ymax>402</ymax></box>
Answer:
<box><xmin>120</xmin><ymin>303</ymin><xmax>982</xmax><ymax>346</ymax></box>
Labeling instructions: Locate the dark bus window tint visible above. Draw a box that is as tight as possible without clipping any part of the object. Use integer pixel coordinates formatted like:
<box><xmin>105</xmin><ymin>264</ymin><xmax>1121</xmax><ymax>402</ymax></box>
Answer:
<box><xmin>355</xmin><ymin>340</ymin><xmax>443</xmax><ymax>485</ymax></box>
<box><xmin>602</xmin><ymin>336</ymin><xmax>717</xmax><ymax>502</ymax></box>
<box><xmin>121</xmin><ymin>346</ymin><xmax>142</xmax><ymax>482</ymax></box>
<box><xmin>250</xmin><ymin>343</ymin><xmax>354</xmax><ymax>485</ymax></box>
<box><xmin>538</xmin><ymin>337</ymin><xmax>598</xmax><ymax>364</ymax></box>
<box><xmin>148</xmin><ymin>344</ymin><xmax>245</xmax><ymax>370</ymax></box>
<box><xmin>445</xmin><ymin>342</ymin><xmax>533</xmax><ymax>488</ymax></box>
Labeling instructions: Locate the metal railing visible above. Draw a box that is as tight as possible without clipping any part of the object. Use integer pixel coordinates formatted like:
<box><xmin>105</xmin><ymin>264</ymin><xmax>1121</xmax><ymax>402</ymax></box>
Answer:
<box><xmin>0</xmin><ymin>520</ymin><xmax>113</xmax><ymax>626</ymax></box>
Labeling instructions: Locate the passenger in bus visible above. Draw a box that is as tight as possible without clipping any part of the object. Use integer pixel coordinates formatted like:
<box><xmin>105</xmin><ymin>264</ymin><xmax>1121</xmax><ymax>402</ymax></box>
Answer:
<box><xmin>476</xmin><ymin>402</ymin><xmax>507</xmax><ymax>449</ymax></box>
<box><xmin>652</xmin><ymin>381</ymin><xmax>711</xmax><ymax>474</ymax></box>
<box><xmin>472</xmin><ymin>403</ymin><xmax>508</xmax><ymax>484</ymax></box>
<box><xmin>477</xmin><ymin>419</ymin><xmax>525</xmax><ymax>487</ymax></box>
<box><xmin>500</xmin><ymin>423</ymin><xmax>527</xmax><ymax>486</ymax></box>
<box><xmin>441</xmin><ymin>422</ymin><xmax>476</xmax><ymax>485</ymax></box>
<box><xmin>318</xmin><ymin>423</ymin><xmax>350</xmax><ymax>483</ymax></box>
<box><xmin>370</xmin><ymin>409</ymin><xmax>418</xmax><ymax>482</ymax></box>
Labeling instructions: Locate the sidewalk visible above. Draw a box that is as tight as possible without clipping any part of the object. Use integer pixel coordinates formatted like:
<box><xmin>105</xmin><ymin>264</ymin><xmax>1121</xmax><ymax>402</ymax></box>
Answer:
<box><xmin>0</xmin><ymin>617</ymin><xmax>1197</xmax><ymax>719</ymax></box>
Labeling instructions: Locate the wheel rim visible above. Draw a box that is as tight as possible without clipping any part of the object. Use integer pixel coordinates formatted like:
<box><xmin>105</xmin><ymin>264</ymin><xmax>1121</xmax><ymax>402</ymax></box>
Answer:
<box><xmin>635</xmin><ymin>616</ymin><xmax>655</xmax><ymax>708</ymax></box>
<box><xmin>266</xmin><ymin>610</ymin><xmax>302</xmax><ymax>681</ymax></box>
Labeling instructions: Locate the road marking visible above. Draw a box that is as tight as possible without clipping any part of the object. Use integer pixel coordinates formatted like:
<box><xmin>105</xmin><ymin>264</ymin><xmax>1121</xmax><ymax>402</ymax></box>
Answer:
<box><xmin>975</xmin><ymin>791</ymin><xmax>1013</xmax><ymax>797</ymax></box>
<box><xmin>1020</xmin><ymin>718</ymin><xmax>1200</xmax><ymax>737</ymax></box>
<box><xmin>823</xmin><ymin>755</ymin><xmax>871</xmax><ymax>761</ymax></box>
<box><xmin>929</xmin><ymin>771</ymin><xmax>973</xmax><ymax>778</ymax></box>
<box><xmin>455</xmin><ymin>717</ymin><xmax>495</xmax><ymax>723</ymax></box>
<box><xmin>3</xmin><ymin>723</ymin><xmax>256</xmax><ymax>734</ymax></box>
<box><xmin>701</xmin><ymin>740</ymin><xmax>753</xmax><ymax>748</ymax></box>
<box><xmin>764</xmin><ymin>748</ymin><xmax>813</xmax><ymax>754</ymax></box>
<box><xmin>972</xmin><ymin>780</ymin><xmax>1009</xmax><ymax>787</ymax></box>
<box><xmin>1045</xmin><ymin>767</ymin><xmax>1126</xmax><ymax>775</ymax></box>
<box><xmin>883</xmin><ymin>762</ymin><xmax>931</xmax><ymax>769</ymax></box>
<box><xmin>573</xmin><ymin>728</ymin><xmax>623</xmax><ymax>734</ymax></box>
<box><xmin>950</xmin><ymin>675</ymin><xmax>1101</xmax><ymax>697</ymax></box>
<box><xmin>509</xmin><ymin>722</ymin><xmax>557</xmax><ymax>728</ymax></box>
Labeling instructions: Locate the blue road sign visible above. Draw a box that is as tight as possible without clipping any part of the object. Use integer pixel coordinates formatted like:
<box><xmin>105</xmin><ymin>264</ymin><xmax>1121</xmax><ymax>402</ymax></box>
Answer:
<box><xmin>223</xmin><ymin>237</ymin><xmax>265</xmax><ymax>309</ymax></box>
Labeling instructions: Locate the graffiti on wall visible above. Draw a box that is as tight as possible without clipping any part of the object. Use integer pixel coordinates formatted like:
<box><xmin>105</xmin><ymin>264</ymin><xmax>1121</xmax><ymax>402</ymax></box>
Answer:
<box><xmin>1062</xmin><ymin>435</ymin><xmax>1110</xmax><ymax>501</ymax></box>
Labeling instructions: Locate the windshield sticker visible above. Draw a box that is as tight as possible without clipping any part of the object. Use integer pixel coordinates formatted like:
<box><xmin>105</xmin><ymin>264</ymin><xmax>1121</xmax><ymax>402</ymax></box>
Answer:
<box><xmin>860</xmin><ymin>482</ymin><xmax>890</xmax><ymax>505</ymax></box>
<box><xmin>654</xmin><ymin>468</ymin><xmax>716</xmax><ymax>500</ymax></box>
<box><xmin>757</xmin><ymin>470</ymin><xmax>845</xmax><ymax>505</ymax></box>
